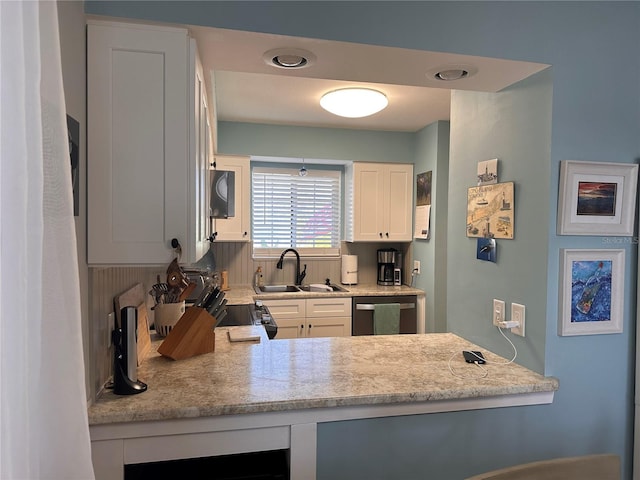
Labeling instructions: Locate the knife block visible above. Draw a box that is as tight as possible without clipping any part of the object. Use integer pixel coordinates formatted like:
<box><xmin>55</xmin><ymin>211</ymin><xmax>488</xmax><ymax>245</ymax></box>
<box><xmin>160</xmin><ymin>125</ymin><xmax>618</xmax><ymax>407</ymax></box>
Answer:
<box><xmin>157</xmin><ymin>307</ymin><xmax>216</xmax><ymax>360</ymax></box>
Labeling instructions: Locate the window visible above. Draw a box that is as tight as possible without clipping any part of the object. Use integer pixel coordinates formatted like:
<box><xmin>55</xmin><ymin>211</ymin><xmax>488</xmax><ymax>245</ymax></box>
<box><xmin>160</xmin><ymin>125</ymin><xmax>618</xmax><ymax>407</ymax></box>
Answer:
<box><xmin>252</xmin><ymin>166</ymin><xmax>341</xmax><ymax>257</ymax></box>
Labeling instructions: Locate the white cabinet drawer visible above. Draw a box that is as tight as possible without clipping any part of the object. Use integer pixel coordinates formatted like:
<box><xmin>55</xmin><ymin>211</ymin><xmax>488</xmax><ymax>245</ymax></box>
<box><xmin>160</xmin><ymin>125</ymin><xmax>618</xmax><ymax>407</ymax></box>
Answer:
<box><xmin>261</xmin><ymin>299</ymin><xmax>306</xmax><ymax>320</ymax></box>
<box><xmin>306</xmin><ymin>297</ymin><xmax>351</xmax><ymax>318</ymax></box>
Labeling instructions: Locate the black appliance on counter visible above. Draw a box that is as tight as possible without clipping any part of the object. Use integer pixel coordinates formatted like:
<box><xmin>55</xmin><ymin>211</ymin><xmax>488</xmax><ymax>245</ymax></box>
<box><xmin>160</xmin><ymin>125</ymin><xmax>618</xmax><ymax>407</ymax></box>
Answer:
<box><xmin>112</xmin><ymin>306</ymin><xmax>147</xmax><ymax>395</ymax></box>
<box><xmin>377</xmin><ymin>248</ymin><xmax>403</xmax><ymax>286</ymax></box>
<box><xmin>217</xmin><ymin>302</ymin><xmax>278</xmax><ymax>340</ymax></box>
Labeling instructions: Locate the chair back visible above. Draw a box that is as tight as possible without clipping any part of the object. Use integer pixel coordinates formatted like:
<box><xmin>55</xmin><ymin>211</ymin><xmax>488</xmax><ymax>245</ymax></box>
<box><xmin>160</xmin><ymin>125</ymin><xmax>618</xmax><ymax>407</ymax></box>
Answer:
<box><xmin>465</xmin><ymin>454</ymin><xmax>620</xmax><ymax>480</ymax></box>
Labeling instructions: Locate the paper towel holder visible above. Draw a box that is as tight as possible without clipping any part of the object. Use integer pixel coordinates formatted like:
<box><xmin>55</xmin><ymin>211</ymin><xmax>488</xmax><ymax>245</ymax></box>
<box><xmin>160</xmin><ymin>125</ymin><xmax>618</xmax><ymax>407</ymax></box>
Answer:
<box><xmin>341</xmin><ymin>254</ymin><xmax>359</xmax><ymax>285</ymax></box>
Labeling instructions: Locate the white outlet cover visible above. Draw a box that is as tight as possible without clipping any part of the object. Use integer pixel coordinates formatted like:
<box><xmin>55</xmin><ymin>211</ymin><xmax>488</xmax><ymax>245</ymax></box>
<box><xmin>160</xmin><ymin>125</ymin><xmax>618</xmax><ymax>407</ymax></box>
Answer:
<box><xmin>511</xmin><ymin>303</ymin><xmax>525</xmax><ymax>336</ymax></box>
<box><xmin>493</xmin><ymin>299</ymin><xmax>505</xmax><ymax>326</ymax></box>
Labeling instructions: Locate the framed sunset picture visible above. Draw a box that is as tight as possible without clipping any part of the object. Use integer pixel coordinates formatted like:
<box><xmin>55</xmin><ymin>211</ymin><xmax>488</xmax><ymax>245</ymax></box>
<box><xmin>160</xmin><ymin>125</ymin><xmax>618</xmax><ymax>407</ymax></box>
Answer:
<box><xmin>557</xmin><ymin>160</ymin><xmax>638</xmax><ymax>235</ymax></box>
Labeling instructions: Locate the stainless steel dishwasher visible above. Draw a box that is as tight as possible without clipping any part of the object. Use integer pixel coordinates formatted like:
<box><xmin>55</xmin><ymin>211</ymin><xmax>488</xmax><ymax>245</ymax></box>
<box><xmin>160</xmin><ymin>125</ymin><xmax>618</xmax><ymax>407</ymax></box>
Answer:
<box><xmin>352</xmin><ymin>295</ymin><xmax>417</xmax><ymax>335</ymax></box>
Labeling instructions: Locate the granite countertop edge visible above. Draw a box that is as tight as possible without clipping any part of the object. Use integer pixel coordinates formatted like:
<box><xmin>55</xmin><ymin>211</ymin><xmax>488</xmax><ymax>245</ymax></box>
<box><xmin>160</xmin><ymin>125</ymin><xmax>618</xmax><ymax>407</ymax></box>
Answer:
<box><xmin>89</xmin><ymin>378</ymin><xmax>559</xmax><ymax>426</ymax></box>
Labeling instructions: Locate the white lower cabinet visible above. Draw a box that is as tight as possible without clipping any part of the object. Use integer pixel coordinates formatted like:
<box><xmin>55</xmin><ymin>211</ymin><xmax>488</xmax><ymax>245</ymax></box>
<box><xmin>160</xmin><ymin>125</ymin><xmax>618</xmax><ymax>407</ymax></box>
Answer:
<box><xmin>263</xmin><ymin>298</ymin><xmax>351</xmax><ymax>339</ymax></box>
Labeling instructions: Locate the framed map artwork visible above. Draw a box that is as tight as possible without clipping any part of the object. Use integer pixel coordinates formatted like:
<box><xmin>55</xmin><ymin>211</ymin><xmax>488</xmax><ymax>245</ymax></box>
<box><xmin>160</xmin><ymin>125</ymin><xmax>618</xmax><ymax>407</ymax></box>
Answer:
<box><xmin>467</xmin><ymin>182</ymin><xmax>514</xmax><ymax>239</ymax></box>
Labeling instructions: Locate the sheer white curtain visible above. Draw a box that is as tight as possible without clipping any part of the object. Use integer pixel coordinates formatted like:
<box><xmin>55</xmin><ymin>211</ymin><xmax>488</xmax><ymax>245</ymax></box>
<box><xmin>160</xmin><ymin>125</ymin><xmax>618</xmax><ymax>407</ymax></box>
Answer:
<box><xmin>0</xmin><ymin>1</ymin><xmax>94</xmax><ymax>478</ymax></box>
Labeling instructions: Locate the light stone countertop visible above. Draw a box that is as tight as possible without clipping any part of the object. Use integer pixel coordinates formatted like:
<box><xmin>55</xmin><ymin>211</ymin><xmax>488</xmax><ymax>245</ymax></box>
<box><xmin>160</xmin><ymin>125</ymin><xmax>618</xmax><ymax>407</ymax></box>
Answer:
<box><xmin>224</xmin><ymin>283</ymin><xmax>425</xmax><ymax>305</ymax></box>
<box><xmin>88</xmin><ymin>331</ymin><xmax>558</xmax><ymax>425</ymax></box>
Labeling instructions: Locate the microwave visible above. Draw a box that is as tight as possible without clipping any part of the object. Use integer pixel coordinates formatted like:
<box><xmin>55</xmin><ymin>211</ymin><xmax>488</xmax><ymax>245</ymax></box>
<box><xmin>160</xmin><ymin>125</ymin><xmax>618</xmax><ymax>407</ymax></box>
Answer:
<box><xmin>210</xmin><ymin>170</ymin><xmax>235</xmax><ymax>218</ymax></box>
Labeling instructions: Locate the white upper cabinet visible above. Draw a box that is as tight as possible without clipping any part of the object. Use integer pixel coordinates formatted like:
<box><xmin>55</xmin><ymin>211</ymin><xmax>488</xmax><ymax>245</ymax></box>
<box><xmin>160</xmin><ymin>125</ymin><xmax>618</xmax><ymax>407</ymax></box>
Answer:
<box><xmin>212</xmin><ymin>154</ymin><xmax>251</xmax><ymax>242</ymax></box>
<box><xmin>87</xmin><ymin>21</ymin><xmax>211</xmax><ymax>265</ymax></box>
<box><xmin>345</xmin><ymin>162</ymin><xmax>414</xmax><ymax>242</ymax></box>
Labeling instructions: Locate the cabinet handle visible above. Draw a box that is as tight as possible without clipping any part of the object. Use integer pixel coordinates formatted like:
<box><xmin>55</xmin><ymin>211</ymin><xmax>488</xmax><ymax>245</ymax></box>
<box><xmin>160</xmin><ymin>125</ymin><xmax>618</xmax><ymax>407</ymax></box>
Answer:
<box><xmin>243</xmin><ymin>231</ymin><xmax>247</xmax><ymax>236</ymax></box>
<box><xmin>379</xmin><ymin>232</ymin><xmax>383</xmax><ymax>238</ymax></box>
<box><xmin>385</xmin><ymin>232</ymin><xmax>389</xmax><ymax>237</ymax></box>
<box><xmin>356</xmin><ymin>303</ymin><xmax>415</xmax><ymax>310</ymax></box>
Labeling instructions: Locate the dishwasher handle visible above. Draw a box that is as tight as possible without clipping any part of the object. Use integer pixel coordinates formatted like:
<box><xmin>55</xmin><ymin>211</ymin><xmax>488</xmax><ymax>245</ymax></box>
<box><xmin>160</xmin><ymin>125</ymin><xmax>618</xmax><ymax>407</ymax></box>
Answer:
<box><xmin>355</xmin><ymin>303</ymin><xmax>415</xmax><ymax>311</ymax></box>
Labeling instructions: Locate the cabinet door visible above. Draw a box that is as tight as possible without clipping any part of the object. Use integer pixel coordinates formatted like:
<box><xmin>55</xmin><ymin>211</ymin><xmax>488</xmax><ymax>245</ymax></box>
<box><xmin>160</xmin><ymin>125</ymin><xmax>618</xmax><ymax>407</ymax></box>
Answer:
<box><xmin>190</xmin><ymin>40</ymin><xmax>211</xmax><ymax>262</ymax></box>
<box><xmin>307</xmin><ymin>317</ymin><xmax>351</xmax><ymax>337</ymax></box>
<box><xmin>88</xmin><ymin>22</ymin><xmax>190</xmax><ymax>264</ymax></box>
<box><xmin>351</xmin><ymin>163</ymin><xmax>385</xmax><ymax>241</ymax></box>
<box><xmin>384</xmin><ymin>164</ymin><xmax>414</xmax><ymax>241</ymax></box>
<box><xmin>274</xmin><ymin>319</ymin><xmax>304</xmax><ymax>339</ymax></box>
<box><xmin>213</xmin><ymin>155</ymin><xmax>251</xmax><ymax>242</ymax></box>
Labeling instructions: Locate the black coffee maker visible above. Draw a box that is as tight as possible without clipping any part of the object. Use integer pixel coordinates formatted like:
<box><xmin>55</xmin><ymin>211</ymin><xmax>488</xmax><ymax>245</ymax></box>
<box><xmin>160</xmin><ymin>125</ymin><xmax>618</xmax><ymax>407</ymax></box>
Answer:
<box><xmin>377</xmin><ymin>248</ymin><xmax>399</xmax><ymax>286</ymax></box>
<box><xmin>112</xmin><ymin>306</ymin><xmax>147</xmax><ymax>395</ymax></box>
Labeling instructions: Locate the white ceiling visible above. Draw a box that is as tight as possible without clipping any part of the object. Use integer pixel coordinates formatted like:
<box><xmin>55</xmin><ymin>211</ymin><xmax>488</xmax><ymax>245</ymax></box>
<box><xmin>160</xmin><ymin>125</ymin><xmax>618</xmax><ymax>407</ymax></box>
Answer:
<box><xmin>188</xmin><ymin>25</ymin><xmax>549</xmax><ymax>133</ymax></box>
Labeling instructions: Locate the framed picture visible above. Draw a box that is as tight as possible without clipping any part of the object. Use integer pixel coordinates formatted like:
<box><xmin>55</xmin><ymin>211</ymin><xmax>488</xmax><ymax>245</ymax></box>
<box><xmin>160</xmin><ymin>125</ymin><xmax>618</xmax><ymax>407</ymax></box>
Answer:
<box><xmin>466</xmin><ymin>182</ymin><xmax>514</xmax><ymax>239</ymax></box>
<box><xmin>557</xmin><ymin>160</ymin><xmax>638</xmax><ymax>236</ymax></box>
<box><xmin>559</xmin><ymin>248</ymin><xmax>624</xmax><ymax>336</ymax></box>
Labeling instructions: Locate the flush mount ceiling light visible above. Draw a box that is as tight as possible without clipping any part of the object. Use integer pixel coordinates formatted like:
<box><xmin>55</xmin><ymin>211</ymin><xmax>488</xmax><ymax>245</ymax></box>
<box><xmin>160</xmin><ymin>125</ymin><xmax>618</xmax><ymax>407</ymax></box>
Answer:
<box><xmin>263</xmin><ymin>48</ymin><xmax>316</xmax><ymax>70</ymax></box>
<box><xmin>320</xmin><ymin>88</ymin><xmax>388</xmax><ymax>118</ymax></box>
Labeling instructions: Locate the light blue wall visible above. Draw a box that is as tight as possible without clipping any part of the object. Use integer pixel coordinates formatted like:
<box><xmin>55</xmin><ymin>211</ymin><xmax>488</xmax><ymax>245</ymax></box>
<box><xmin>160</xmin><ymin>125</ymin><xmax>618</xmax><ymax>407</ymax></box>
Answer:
<box><xmin>218</xmin><ymin>122</ymin><xmax>414</xmax><ymax>162</ymax></box>
<box><xmin>413</xmin><ymin>121</ymin><xmax>450</xmax><ymax>333</ymax></box>
<box><xmin>85</xmin><ymin>2</ymin><xmax>640</xmax><ymax>478</ymax></box>
<box><xmin>448</xmin><ymin>69</ymin><xmax>552</xmax><ymax>373</ymax></box>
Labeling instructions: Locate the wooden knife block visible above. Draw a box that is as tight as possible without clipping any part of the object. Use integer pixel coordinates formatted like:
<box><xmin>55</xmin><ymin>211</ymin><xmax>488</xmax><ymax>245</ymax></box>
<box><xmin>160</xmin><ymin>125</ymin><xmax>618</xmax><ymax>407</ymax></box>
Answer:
<box><xmin>157</xmin><ymin>307</ymin><xmax>216</xmax><ymax>360</ymax></box>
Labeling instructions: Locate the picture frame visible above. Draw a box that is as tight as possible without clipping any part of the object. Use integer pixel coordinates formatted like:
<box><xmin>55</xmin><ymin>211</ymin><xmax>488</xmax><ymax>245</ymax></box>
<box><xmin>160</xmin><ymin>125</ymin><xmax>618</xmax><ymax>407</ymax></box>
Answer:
<box><xmin>466</xmin><ymin>181</ymin><xmax>514</xmax><ymax>239</ymax></box>
<box><xmin>559</xmin><ymin>248</ymin><xmax>624</xmax><ymax>336</ymax></box>
<box><xmin>557</xmin><ymin>160</ymin><xmax>638</xmax><ymax>236</ymax></box>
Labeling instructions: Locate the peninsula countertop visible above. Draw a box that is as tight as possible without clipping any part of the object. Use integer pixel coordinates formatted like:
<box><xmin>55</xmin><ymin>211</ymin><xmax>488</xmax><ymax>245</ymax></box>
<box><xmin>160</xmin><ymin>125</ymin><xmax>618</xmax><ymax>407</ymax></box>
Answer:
<box><xmin>88</xmin><ymin>330</ymin><xmax>558</xmax><ymax>426</ymax></box>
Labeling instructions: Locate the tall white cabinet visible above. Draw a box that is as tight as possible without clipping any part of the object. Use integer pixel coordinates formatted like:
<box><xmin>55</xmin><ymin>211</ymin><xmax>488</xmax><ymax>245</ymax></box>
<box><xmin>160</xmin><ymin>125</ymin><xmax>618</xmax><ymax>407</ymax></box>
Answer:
<box><xmin>345</xmin><ymin>162</ymin><xmax>414</xmax><ymax>242</ymax></box>
<box><xmin>87</xmin><ymin>21</ymin><xmax>211</xmax><ymax>265</ymax></box>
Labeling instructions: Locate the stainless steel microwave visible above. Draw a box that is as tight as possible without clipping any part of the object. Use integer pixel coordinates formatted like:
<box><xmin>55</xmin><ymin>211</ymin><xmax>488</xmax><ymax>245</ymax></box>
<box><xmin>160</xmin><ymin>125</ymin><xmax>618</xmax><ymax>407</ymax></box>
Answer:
<box><xmin>210</xmin><ymin>170</ymin><xmax>235</xmax><ymax>218</ymax></box>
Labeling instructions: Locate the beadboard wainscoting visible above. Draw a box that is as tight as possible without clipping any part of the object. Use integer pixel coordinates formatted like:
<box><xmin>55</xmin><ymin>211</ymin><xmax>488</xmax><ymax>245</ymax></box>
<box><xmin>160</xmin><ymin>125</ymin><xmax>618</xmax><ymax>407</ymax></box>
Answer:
<box><xmin>89</xmin><ymin>242</ymin><xmax>413</xmax><ymax>401</ymax></box>
<box><xmin>90</xmin><ymin>266</ymin><xmax>163</xmax><ymax>401</ymax></box>
<box><xmin>210</xmin><ymin>241</ymin><xmax>412</xmax><ymax>287</ymax></box>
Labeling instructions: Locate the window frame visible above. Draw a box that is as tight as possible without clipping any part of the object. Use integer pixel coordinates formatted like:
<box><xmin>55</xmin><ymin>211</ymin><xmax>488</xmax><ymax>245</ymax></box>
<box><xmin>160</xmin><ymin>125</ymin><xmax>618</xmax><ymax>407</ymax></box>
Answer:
<box><xmin>251</xmin><ymin>165</ymin><xmax>342</xmax><ymax>259</ymax></box>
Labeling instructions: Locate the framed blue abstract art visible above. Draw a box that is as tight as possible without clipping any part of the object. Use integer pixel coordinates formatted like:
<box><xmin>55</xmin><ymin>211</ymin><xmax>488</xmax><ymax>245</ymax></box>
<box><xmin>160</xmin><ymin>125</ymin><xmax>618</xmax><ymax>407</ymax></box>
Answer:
<box><xmin>559</xmin><ymin>248</ymin><xmax>624</xmax><ymax>336</ymax></box>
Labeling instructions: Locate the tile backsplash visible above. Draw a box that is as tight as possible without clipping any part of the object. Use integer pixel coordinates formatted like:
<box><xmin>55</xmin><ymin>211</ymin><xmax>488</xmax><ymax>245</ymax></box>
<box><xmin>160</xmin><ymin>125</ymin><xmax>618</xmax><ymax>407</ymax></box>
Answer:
<box><xmin>89</xmin><ymin>241</ymin><xmax>411</xmax><ymax>400</ymax></box>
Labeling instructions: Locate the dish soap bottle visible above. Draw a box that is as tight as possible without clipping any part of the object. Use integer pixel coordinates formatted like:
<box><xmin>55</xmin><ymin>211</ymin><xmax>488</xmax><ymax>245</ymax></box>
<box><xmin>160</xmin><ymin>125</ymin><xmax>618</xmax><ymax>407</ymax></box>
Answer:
<box><xmin>254</xmin><ymin>266</ymin><xmax>264</xmax><ymax>288</ymax></box>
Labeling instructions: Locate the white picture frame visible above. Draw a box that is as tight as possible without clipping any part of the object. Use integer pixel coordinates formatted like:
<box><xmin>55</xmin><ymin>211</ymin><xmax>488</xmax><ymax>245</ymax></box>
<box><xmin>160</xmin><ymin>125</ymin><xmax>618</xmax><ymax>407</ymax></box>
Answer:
<box><xmin>559</xmin><ymin>248</ymin><xmax>624</xmax><ymax>336</ymax></box>
<box><xmin>557</xmin><ymin>160</ymin><xmax>638</xmax><ymax>236</ymax></box>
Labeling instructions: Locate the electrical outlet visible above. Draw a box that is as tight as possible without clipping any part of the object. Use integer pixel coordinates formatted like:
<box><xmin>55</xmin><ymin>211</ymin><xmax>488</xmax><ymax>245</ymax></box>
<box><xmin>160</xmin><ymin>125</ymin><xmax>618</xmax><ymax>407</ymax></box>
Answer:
<box><xmin>493</xmin><ymin>299</ymin><xmax>505</xmax><ymax>326</ymax></box>
<box><xmin>413</xmin><ymin>260</ymin><xmax>421</xmax><ymax>275</ymax></box>
<box><xmin>511</xmin><ymin>303</ymin><xmax>525</xmax><ymax>337</ymax></box>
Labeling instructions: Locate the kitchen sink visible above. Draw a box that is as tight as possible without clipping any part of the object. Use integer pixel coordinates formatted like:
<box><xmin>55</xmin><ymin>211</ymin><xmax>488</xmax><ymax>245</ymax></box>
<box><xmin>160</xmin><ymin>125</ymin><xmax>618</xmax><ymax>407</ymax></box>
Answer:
<box><xmin>298</xmin><ymin>284</ymin><xmax>348</xmax><ymax>293</ymax></box>
<box><xmin>254</xmin><ymin>284</ymin><xmax>348</xmax><ymax>294</ymax></box>
<box><xmin>254</xmin><ymin>285</ymin><xmax>301</xmax><ymax>293</ymax></box>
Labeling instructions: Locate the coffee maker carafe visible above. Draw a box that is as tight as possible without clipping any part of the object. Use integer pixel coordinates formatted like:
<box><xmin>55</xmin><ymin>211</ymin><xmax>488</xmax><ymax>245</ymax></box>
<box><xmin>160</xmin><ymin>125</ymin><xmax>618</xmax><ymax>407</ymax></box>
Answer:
<box><xmin>377</xmin><ymin>248</ymin><xmax>399</xmax><ymax>286</ymax></box>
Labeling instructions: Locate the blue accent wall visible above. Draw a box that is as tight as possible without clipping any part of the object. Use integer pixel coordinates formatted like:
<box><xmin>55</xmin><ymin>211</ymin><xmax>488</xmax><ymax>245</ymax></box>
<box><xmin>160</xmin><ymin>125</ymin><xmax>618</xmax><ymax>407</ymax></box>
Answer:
<box><xmin>86</xmin><ymin>2</ymin><xmax>640</xmax><ymax>478</ymax></box>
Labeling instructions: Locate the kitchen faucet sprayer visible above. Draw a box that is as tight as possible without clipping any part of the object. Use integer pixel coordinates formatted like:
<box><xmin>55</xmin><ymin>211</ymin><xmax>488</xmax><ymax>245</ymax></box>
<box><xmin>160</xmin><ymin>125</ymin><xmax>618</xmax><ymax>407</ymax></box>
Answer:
<box><xmin>277</xmin><ymin>248</ymin><xmax>306</xmax><ymax>285</ymax></box>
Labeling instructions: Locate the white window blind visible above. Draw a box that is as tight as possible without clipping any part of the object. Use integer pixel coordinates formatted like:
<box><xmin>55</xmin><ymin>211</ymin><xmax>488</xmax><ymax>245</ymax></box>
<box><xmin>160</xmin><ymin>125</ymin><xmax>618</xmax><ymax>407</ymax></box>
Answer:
<box><xmin>252</xmin><ymin>167</ymin><xmax>341</xmax><ymax>257</ymax></box>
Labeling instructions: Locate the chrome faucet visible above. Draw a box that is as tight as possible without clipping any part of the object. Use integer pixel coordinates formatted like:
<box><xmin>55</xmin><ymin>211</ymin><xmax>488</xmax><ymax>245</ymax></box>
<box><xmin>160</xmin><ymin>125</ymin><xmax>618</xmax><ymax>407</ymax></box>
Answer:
<box><xmin>276</xmin><ymin>248</ymin><xmax>307</xmax><ymax>285</ymax></box>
